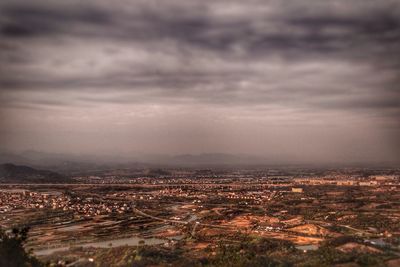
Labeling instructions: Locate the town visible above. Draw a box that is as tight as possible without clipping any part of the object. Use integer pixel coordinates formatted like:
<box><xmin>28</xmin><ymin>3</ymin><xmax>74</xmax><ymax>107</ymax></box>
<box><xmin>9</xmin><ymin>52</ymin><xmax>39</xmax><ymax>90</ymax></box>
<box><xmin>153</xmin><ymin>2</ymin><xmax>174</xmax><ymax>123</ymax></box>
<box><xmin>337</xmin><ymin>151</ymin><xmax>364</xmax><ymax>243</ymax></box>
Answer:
<box><xmin>1</xmin><ymin>167</ymin><xmax>399</xmax><ymax>266</ymax></box>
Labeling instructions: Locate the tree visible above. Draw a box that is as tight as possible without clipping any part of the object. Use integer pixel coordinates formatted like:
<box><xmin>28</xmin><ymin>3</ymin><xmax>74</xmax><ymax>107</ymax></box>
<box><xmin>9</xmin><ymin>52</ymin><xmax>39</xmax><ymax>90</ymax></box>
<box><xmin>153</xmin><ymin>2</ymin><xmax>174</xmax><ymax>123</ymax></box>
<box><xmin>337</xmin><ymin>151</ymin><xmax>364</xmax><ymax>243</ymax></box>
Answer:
<box><xmin>0</xmin><ymin>227</ymin><xmax>42</xmax><ymax>267</ymax></box>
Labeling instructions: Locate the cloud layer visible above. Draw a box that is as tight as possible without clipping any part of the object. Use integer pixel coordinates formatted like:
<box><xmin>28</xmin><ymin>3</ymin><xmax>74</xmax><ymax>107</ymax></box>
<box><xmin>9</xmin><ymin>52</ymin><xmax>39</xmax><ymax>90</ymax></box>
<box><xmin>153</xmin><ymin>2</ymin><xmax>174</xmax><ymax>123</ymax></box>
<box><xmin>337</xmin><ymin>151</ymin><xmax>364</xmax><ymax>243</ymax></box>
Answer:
<box><xmin>1</xmin><ymin>0</ymin><xmax>399</xmax><ymax>163</ymax></box>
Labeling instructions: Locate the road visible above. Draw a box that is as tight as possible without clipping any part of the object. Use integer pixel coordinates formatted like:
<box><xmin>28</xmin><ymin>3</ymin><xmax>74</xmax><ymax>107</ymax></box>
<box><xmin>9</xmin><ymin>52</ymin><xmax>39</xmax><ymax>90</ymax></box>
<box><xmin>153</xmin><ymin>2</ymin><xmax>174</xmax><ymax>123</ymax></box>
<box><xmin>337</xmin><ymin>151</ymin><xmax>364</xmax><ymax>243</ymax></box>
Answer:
<box><xmin>132</xmin><ymin>206</ymin><xmax>234</xmax><ymax>229</ymax></box>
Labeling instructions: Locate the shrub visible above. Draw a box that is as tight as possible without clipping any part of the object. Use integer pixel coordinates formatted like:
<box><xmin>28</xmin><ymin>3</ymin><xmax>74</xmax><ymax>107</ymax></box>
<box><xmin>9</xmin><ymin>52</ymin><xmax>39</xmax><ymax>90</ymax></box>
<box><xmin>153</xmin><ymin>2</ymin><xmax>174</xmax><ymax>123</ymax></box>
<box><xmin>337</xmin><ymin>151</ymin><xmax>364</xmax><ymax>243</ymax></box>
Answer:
<box><xmin>0</xmin><ymin>227</ymin><xmax>42</xmax><ymax>267</ymax></box>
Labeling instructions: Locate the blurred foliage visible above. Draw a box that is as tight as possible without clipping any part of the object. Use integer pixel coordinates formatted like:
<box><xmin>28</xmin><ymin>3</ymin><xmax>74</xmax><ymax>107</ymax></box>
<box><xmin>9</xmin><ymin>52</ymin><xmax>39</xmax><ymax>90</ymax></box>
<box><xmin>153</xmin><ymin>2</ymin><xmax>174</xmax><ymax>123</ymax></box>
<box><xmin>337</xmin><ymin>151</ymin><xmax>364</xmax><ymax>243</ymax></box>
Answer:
<box><xmin>207</xmin><ymin>237</ymin><xmax>294</xmax><ymax>267</ymax></box>
<box><xmin>0</xmin><ymin>227</ymin><xmax>42</xmax><ymax>267</ymax></box>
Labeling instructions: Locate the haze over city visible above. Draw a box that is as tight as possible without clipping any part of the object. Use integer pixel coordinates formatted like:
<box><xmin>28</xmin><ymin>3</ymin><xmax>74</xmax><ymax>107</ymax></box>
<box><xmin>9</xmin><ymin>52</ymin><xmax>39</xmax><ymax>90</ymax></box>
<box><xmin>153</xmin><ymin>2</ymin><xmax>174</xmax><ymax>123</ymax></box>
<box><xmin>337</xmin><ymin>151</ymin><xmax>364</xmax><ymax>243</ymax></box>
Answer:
<box><xmin>1</xmin><ymin>1</ymin><xmax>400</xmax><ymax>267</ymax></box>
<box><xmin>1</xmin><ymin>0</ymin><xmax>400</xmax><ymax>165</ymax></box>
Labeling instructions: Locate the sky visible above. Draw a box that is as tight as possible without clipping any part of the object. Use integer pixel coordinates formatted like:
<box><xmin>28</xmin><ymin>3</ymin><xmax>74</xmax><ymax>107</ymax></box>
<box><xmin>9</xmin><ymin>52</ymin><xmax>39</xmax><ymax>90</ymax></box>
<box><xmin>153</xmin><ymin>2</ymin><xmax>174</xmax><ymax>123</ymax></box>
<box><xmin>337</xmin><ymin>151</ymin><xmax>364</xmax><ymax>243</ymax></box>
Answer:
<box><xmin>0</xmin><ymin>0</ymin><xmax>399</xmax><ymax>164</ymax></box>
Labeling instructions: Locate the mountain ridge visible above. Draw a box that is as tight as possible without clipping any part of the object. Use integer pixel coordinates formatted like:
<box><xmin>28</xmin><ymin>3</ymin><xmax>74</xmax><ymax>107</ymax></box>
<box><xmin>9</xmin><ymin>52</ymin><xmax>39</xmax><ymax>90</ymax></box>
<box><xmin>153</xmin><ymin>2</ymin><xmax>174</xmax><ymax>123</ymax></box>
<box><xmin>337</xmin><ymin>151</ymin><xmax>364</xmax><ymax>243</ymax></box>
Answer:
<box><xmin>0</xmin><ymin>163</ymin><xmax>70</xmax><ymax>183</ymax></box>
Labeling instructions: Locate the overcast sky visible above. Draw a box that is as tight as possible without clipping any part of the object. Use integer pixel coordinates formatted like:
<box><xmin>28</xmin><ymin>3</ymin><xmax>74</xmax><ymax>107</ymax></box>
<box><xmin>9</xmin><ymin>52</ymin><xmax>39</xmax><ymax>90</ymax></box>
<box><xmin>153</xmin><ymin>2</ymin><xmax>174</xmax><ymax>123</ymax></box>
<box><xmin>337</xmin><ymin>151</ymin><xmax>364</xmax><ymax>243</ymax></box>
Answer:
<box><xmin>0</xmin><ymin>0</ymin><xmax>399</xmax><ymax>164</ymax></box>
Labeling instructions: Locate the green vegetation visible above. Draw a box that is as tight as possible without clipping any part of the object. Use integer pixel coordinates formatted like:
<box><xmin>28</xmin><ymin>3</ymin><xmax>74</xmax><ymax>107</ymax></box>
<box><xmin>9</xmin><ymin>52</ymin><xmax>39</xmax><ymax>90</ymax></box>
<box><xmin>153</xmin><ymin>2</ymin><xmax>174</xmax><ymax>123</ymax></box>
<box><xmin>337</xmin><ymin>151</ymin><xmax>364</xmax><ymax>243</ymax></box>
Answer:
<box><xmin>35</xmin><ymin>235</ymin><xmax>398</xmax><ymax>267</ymax></box>
<box><xmin>0</xmin><ymin>227</ymin><xmax>42</xmax><ymax>267</ymax></box>
<box><xmin>208</xmin><ymin>238</ymin><xmax>294</xmax><ymax>267</ymax></box>
<box><xmin>294</xmin><ymin>236</ymin><xmax>392</xmax><ymax>267</ymax></box>
<box><xmin>93</xmin><ymin>246</ymin><xmax>196</xmax><ymax>267</ymax></box>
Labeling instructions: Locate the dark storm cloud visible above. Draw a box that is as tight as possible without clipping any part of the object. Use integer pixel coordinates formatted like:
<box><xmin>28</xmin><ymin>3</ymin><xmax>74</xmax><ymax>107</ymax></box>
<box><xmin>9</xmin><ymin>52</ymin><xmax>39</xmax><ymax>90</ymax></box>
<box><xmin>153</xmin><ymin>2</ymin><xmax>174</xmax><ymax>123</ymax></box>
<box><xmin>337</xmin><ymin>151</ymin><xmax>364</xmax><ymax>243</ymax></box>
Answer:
<box><xmin>1</xmin><ymin>0</ymin><xmax>399</xmax><ymax>77</ymax></box>
<box><xmin>0</xmin><ymin>1</ymin><xmax>398</xmax><ymax>52</ymax></box>
<box><xmin>0</xmin><ymin>0</ymin><xmax>400</xmax><ymax>161</ymax></box>
<box><xmin>0</xmin><ymin>4</ymin><xmax>112</xmax><ymax>38</ymax></box>
<box><xmin>1</xmin><ymin>2</ymin><xmax>399</xmax><ymax>56</ymax></box>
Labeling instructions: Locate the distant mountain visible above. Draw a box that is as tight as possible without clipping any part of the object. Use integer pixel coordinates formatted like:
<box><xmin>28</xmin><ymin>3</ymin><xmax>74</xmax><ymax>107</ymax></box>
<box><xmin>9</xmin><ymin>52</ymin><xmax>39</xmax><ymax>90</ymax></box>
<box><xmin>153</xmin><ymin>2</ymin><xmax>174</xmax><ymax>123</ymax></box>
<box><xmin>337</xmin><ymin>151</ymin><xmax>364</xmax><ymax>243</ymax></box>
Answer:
<box><xmin>0</xmin><ymin>151</ymin><xmax>130</xmax><ymax>174</ymax></box>
<box><xmin>0</xmin><ymin>151</ymin><xmax>270</xmax><ymax>170</ymax></box>
<box><xmin>0</xmin><ymin>152</ymin><xmax>31</xmax><ymax>165</ymax></box>
<box><xmin>0</xmin><ymin>163</ymin><xmax>70</xmax><ymax>183</ymax></box>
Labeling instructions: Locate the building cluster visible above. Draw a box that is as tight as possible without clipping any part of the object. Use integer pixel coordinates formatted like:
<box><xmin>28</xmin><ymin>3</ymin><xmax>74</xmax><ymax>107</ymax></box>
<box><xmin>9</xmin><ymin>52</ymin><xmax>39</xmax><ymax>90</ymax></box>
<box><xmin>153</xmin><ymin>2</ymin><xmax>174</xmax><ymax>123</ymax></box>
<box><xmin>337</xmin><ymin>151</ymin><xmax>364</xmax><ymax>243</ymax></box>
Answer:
<box><xmin>0</xmin><ymin>190</ymin><xmax>135</xmax><ymax>216</ymax></box>
<box><xmin>294</xmin><ymin>175</ymin><xmax>398</xmax><ymax>187</ymax></box>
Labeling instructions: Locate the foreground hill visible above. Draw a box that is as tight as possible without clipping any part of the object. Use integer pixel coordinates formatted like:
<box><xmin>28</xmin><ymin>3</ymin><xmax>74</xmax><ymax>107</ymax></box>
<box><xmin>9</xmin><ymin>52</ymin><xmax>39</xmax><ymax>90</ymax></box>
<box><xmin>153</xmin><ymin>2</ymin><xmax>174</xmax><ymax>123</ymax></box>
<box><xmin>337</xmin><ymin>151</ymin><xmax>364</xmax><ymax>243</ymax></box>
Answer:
<box><xmin>0</xmin><ymin>163</ymin><xmax>70</xmax><ymax>183</ymax></box>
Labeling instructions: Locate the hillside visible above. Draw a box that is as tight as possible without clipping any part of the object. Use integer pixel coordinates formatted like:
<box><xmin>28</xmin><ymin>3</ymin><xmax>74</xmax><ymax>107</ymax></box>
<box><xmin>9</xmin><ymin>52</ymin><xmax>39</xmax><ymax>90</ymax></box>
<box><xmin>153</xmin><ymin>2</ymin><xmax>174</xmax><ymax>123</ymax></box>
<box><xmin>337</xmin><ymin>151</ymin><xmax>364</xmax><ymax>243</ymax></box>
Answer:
<box><xmin>0</xmin><ymin>163</ymin><xmax>70</xmax><ymax>183</ymax></box>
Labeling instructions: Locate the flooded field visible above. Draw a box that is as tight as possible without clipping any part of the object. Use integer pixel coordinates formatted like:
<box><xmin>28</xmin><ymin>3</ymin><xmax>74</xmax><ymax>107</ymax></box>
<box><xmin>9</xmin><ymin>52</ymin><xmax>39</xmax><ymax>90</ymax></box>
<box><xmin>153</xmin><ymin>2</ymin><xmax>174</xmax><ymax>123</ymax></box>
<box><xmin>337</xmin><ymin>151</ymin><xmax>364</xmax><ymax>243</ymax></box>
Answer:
<box><xmin>34</xmin><ymin>235</ymin><xmax>184</xmax><ymax>256</ymax></box>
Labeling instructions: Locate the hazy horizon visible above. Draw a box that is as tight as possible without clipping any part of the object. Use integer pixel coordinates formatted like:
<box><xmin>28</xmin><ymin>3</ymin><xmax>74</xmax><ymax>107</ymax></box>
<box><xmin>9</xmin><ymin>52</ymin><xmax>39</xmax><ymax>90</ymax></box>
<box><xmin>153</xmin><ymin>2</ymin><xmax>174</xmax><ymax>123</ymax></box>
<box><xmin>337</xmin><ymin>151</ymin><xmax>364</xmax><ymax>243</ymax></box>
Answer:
<box><xmin>1</xmin><ymin>0</ymin><xmax>400</xmax><ymax>165</ymax></box>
